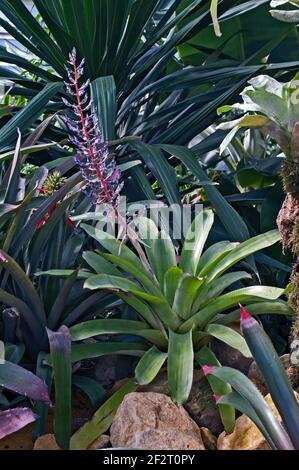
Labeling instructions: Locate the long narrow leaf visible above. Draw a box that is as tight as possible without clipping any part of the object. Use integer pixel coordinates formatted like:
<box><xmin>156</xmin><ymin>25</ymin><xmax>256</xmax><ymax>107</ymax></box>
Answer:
<box><xmin>0</xmin><ymin>82</ymin><xmax>62</xmax><ymax>149</ymax></box>
<box><xmin>47</xmin><ymin>326</ymin><xmax>72</xmax><ymax>450</ymax></box>
<box><xmin>135</xmin><ymin>346</ymin><xmax>167</xmax><ymax>385</ymax></box>
<box><xmin>180</xmin><ymin>209</ymin><xmax>214</xmax><ymax>275</ymax></box>
<box><xmin>168</xmin><ymin>329</ymin><xmax>193</xmax><ymax>405</ymax></box>
<box><xmin>240</xmin><ymin>306</ymin><xmax>299</xmax><ymax>449</ymax></box>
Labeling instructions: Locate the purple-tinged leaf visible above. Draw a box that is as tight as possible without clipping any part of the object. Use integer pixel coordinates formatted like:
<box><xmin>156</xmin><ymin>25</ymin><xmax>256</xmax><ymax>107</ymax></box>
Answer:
<box><xmin>0</xmin><ymin>360</ymin><xmax>50</xmax><ymax>404</ymax></box>
<box><xmin>0</xmin><ymin>408</ymin><xmax>37</xmax><ymax>440</ymax></box>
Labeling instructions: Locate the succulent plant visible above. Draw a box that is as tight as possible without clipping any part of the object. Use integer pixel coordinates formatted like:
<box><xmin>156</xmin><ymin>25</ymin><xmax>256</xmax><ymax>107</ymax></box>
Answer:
<box><xmin>68</xmin><ymin>210</ymin><xmax>290</xmax><ymax>420</ymax></box>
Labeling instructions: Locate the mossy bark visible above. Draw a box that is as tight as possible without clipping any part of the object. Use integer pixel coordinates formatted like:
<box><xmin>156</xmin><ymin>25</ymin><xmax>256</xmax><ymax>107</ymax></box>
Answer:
<box><xmin>277</xmin><ymin>159</ymin><xmax>299</xmax><ymax>345</ymax></box>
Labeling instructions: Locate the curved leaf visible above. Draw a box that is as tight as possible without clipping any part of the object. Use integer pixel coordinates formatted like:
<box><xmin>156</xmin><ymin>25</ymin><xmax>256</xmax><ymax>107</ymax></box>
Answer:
<box><xmin>180</xmin><ymin>285</ymin><xmax>285</xmax><ymax>331</ymax></box>
<box><xmin>205</xmin><ymin>324</ymin><xmax>252</xmax><ymax>358</ymax></box>
<box><xmin>214</xmin><ymin>300</ymin><xmax>292</xmax><ymax>325</ymax></box>
<box><xmin>206</xmin><ymin>230</ymin><xmax>281</xmax><ymax>283</ymax></box>
<box><xmin>0</xmin><ymin>360</ymin><xmax>50</xmax><ymax>403</ymax></box>
<box><xmin>0</xmin><ymin>408</ymin><xmax>37</xmax><ymax>440</ymax></box>
<box><xmin>135</xmin><ymin>346</ymin><xmax>167</xmax><ymax>385</ymax></box>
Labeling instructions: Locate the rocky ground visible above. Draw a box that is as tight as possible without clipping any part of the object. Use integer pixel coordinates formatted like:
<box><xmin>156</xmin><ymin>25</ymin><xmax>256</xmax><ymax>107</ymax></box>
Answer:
<box><xmin>3</xmin><ymin>350</ymin><xmax>299</xmax><ymax>451</ymax></box>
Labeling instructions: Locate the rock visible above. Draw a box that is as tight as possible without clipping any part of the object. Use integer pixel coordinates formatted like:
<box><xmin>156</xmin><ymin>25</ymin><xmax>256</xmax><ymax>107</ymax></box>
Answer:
<box><xmin>217</xmin><ymin>417</ymin><xmax>270</xmax><ymax>451</ymax></box>
<box><xmin>217</xmin><ymin>392</ymin><xmax>299</xmax><ymax>450</ymax></box>
<box><xmin>140</xmin><ymin>369</ymin><xmax>223</xmax><ymax>435</ymax></box>
<box><xmin>200</xmin><ymin>427</ymin><xmax>217</xmax><ymax>450</ymax></box>
<box><xmin>110</xmin><ymin>392</ymin><xmax>205</xmax><ymax>450</ymax></box>
<box><xmin>88</xmin><ymin>435</ymin><xmax>110</xmax><ymax>450</ymax></box>
<box><xmin>33</xmin><ymin>434</ymin><xmax>60</xmax><ymax>450</ymax></box>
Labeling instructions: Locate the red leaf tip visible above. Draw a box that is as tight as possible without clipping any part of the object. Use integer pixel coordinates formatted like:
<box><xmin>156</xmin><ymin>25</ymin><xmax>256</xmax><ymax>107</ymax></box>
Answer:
<box><xmin>202</xmin><ymin>365</ymin><xmax>215</xmax><ymax>375</ymax></box>
<box><xmin>214</xmin><ymin>394</ymin><xmax>222</xmax><ymax>403</ymax></box>
<box><xmin>239</xmin><ymin>304</ymin><xmax>252</xmax><ymax>322</ymax></box>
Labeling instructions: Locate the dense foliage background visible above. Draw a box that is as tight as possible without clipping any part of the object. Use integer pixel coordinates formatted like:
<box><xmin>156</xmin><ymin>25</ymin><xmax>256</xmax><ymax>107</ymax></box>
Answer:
<box><xmin>0</xmin><ymin>0</ymin><xmax>299</xmax><ymax>450</ymax></box>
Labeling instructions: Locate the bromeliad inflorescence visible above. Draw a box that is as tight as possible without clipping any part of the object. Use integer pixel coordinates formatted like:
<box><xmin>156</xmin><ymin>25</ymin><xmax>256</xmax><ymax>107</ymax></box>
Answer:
<box><xmin>62</xmin><ymin>49</ymin><xmax>152</xmax><ymax>273</ymax></box>
<box><xmin>62</xmin><ymin>48</ymin><xmax>123</xmax><ymax>207</ymax></box>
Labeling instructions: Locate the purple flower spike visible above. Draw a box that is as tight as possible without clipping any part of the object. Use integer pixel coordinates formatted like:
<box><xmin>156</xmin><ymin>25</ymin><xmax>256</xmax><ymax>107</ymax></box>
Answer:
<box><xmin>63</xmin><ymin>48</ymin><xmax>123</xmax><ymax>206</ymax></box>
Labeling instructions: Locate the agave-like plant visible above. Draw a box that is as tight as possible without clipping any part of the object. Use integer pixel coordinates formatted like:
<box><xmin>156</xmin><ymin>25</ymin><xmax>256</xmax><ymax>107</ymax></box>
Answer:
<box><xmin>69</xmin><ymin>210</ymin><xmax>291</xmax><ymax>417</ymax></box>
<box><xmin>204</xmin><ymin>305</ymin><xmax>299</xmax><ymax>450</ymax></box>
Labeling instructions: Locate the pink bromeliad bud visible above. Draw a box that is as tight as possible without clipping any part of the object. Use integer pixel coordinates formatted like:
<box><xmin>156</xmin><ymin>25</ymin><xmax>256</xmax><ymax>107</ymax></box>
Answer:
<box><xmin>214</xmin><ymin>394</ymin><xmax>222</xmax><ymax>403</ymax></box>
<box><xmin>202</xmin><ymin>365</ymin><xmax>215</xmax><ymax>376</ymax></box>
<box><xmin>239</xmin><ymin>304</ymin><xmax>255</xmax><ymax>332</ymax></box>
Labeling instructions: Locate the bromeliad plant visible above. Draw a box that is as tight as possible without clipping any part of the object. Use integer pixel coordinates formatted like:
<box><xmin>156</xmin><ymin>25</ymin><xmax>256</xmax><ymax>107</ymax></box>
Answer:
<box><xmin>69</xmin><ymin>209</ymin><xmax>291</xmax><ymax>409</ymax></box>
<box><xmin>203</xmin><ymin>305</ymin><xmax>299</xmax><ymax>450</ymax></box>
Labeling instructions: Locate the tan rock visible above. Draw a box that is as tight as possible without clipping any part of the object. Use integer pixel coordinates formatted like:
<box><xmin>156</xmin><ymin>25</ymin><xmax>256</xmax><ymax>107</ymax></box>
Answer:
<box><xmin>140</xmin><ymin>370</ymin><xmax>223</xmax><ymax>435</ymax></box>
<box><xmin>217</xmin><ymin>392</ymin><xmax>299</xmax><ymax>450</ymax></box>
<box><xmin>88</xmin><ymin>434</ymin><xmax>110</xmax><ymax>450</ymax></box>
<box><xmin>110</xmin><ymin>392</ymin><xmax>205</xmax><ymax>450</ymax></box>
<box><xmin>33</xmin><ymin>434</ymin><xmax>60</xmax><ymax>450</ymax></box>
<box><xmin>217</xmin><ymin>416</ymin><xmax>270</xmax><ymax>451</ymax></box>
